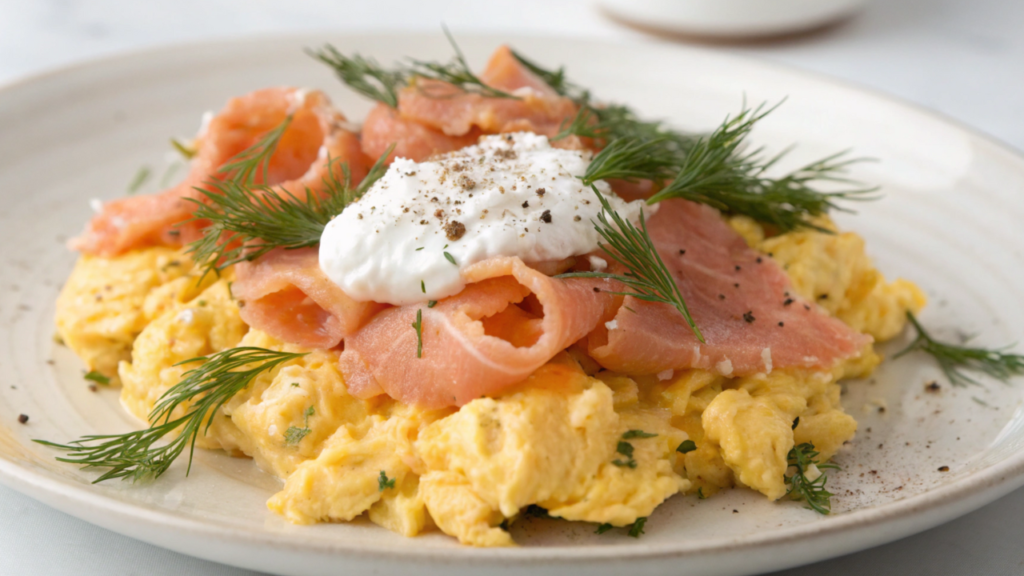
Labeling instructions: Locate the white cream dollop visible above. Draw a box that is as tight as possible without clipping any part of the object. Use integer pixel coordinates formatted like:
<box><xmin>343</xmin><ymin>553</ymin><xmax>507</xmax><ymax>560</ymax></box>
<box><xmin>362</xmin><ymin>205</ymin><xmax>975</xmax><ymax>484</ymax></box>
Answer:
<box><xmin>319</xmin><ymin>132</ymin><xmax>649</xmax><ymax>306</ymax></box>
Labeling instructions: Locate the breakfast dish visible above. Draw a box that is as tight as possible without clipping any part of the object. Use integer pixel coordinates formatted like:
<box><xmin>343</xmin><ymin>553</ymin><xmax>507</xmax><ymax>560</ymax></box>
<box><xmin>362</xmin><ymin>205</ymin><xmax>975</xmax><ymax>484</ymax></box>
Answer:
<box><xmin>42</xmin><ymin>37</ymin><xmax>1022</xmax><ymax>549</ymax></box>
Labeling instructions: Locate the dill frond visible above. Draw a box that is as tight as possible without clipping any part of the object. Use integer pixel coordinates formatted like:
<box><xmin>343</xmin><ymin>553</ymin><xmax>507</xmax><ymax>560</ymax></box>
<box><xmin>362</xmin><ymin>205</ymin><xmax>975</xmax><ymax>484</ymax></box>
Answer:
<box><xmin>556</xmin><ymin>103</ymin><xmax>697</xmax><ymax>162</ymax></box>
<box><xmin>407</xmin><ymin>26</ymin><xmax>518</xmax><ymax>100</ymax></box>
<box><xmin>509</xmin><ymin>49</ymin><xmax>581</xmax><ymax>99</ymax></box>
<box><xmin>217</xmin><ymin>116</ymin><xmax>293</xmax><ymax>185</ymax></box>
<box><xmin>895</xmin><ymin>312</ymin><xmax>1024</xmax><ymax>387</ymax></box>
<box><xmin>186</xmin><ymin>124</ymin><xmax>392</xmax><ymax>275</ymax></box>
<box><xmin>36</xmin><ymin>347</ymin><xmax>304</xmax><ymax>483</ymax></box>
<box><xmin>648</xmin><ymin>103</ymin><xmax>877</xmax><ymax>233</ymax></box>
<box><xmin>580</xmin><ymin>137</ymin><xmax>679</xmax><ymax>185</ymax></box>
<box><xmin>307</xmin><ymin>47</ymin><xmax>406</xmax><ymax>108</ymax></box>
<box><xmin>558</xmin><ymin>186</ymin><xmax>703</xmax><ymax>342</ymax></box>
<box><xmin>784</xmin><ymin>442</ymin><xmax>839</xmax><ymax>515</ymax></box>
<box><xmin>311</xmin><ymin>26</ymin><xmax>516</xmax><ymax>105</ymax></box>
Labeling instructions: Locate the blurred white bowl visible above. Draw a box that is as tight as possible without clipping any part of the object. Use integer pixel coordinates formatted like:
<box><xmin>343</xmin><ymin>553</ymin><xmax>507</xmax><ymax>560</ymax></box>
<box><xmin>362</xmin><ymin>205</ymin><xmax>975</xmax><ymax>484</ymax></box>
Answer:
<box><xmin>600</xmin><ymin>0</ymin><xmax>869</xmax><ymax>39</ymax></box>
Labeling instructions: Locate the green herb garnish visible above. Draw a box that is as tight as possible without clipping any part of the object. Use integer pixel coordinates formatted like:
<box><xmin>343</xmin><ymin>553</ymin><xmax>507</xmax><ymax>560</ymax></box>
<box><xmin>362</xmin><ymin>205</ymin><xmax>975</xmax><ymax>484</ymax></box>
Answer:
<box><xmin>284</xmin><ymin>405</ymin><xmax>316</xmax><ymax>446</ymax></box>
<box><xmin>127</xmin><ymin>166</ymin><xmax>151</xmax><ymax>194</ymax></box>
<box><xmin>412</xmin><ymin>308</ymin><xmax>424</xmax><ymax>358</ymax></box>
<box><xmin>186</xmin><ymin>115</ymin><xmax>391</xmax><ymax>276</ymax></box>
<box><xmin>308</xmin><ymin>48</ymin><xmax>406</xmax><ymax>108</ymax></box>
<box><xmin>311</xmin><ymin>26</ymin><xmax>516</xmax><ymax>107</ymax></box>
<box><xmin>558</xmin><ymin>187</ymin><xmax>703</xmax><ymax>342</ymax></box>
<box><xmin>895</xmin><ymin>312</ymin><xmax>1024</xmax><ymax>387</ymax></box>
<box><xmin>170</xmin><ymin>138</ymin><xmax>197</xmax><ymax>160</ymax></box>
<box><xmin>83</xmin><ymin>370</ymin><xmax>111</xmax><ymax>386</ymax></box>
<box><xmin>648</xmin><ymin>105</ymin><xmax>876</xmax><ymax>234</ymax></box>
<box><xmin>378</xmin><ymin>470</ymin><xmax>397</xmax><ymax>491</ymax></box>
<box><xmin>595</xmin><ymin>523</ymin><xmax>614</xmax><ymax>534</ymax></box>
<box><xmin>784</xmin><ymin>442</ymin><xmax>839</xmax><ymax>515</ymax></box>
<box><xmin>621</xmin><ymin>429</ymin><xmax>657</xmax><ymax>439</ymax></box>
<box><xmin>612</xmin><ymin>440</ymin><xmax>637</xmax><ymax>469</ymax></box>
<box><xmin>676</xmin><ymin>440</ymin><xmax>697</xmax><ymax>454</ymax></box>
<box><xmin>627</xmin><ymin>517</ymin><xmax>647</xmax><ymax>538</ymax></box>
<box><xmin>37</xmin><ymin>347</ymin><xmax>303</xmax><ymax>482</ymax></box>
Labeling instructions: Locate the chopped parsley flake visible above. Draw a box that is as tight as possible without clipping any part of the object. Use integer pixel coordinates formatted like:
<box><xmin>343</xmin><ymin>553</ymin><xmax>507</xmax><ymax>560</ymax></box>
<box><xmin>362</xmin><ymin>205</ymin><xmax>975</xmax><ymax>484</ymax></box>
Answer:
<box><xmin>285</xmin><ymin>405</ymin><xmax>315</xmax><ymax>446</ymax></box>
<box><xmin>628</xmin><ymin>517</ymin><xmax>647</xmax><ymax>538</ymax></box>
<box><xmin>676</xmin><ymin>440</ymin><xmax>697</xmax><ymax>454</ymax></box>
<box><xmin>378</xmin><ymin>470</ymin><xmax>396</xmax><ymax>491</ymax></box>
<box><xmin>284</xmin><ymin>426</ymin><xmax>310</xmax><ymax>446</ymax></box>
<box><xmin>84</xmin><ymin>370</ymin><xmax>110</xmax><ymax>385</ymax></box>
<box><xmin>622</xmin><ymin>429</ymin><xmax>657</xmax><ymax>439</ymax></box>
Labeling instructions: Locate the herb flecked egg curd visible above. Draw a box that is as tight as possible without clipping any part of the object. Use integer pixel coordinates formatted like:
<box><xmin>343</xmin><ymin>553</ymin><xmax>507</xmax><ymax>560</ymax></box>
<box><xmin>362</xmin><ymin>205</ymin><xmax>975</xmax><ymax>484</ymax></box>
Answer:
<box><xmin>58</xmin><ymin>41</ymin><xmax>1024</xmax><ymax>550</ymax></box>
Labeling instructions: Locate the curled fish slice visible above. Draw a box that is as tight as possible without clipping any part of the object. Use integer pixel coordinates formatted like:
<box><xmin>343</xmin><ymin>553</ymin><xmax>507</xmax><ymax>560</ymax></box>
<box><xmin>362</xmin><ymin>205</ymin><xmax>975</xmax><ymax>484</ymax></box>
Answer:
<box><xmin>71</xmin><ymin>87</ymin><xmax>369</xmax><ymax>256</ymax></box>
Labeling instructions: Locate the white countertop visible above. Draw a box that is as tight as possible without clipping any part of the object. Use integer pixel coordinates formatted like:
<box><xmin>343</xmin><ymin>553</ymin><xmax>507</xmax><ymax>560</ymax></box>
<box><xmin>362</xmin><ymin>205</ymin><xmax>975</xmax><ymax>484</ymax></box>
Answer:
<box><xmin>2</xmin><ymin>0</ymin><xmax>1023</xmax><ymax>574</ymax></box>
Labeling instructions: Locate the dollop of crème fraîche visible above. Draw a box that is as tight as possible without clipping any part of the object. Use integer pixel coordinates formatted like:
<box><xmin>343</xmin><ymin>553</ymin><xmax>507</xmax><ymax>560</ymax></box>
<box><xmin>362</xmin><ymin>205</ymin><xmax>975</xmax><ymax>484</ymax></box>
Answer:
<box><xmin>319</xmin><ymin>132</ymin><xmax>649</xmax><ymax>305</ymax></box>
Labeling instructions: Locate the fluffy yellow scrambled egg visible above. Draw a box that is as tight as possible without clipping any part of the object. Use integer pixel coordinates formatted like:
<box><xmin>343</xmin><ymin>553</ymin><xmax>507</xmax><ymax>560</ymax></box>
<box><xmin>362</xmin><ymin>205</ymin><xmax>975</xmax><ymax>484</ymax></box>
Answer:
<box><xmin>53</xmin><ymin>219</ymin><xmax>926</xmax><ymax>547</ymax></box>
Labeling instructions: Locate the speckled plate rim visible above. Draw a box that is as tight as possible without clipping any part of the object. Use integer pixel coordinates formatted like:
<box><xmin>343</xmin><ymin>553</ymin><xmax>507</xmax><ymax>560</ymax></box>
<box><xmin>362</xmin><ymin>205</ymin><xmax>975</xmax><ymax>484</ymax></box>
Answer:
<box><xmin>2</xmin><ymin>32</ymin><xmax>1024</xmax><ymax>576</ymax></box>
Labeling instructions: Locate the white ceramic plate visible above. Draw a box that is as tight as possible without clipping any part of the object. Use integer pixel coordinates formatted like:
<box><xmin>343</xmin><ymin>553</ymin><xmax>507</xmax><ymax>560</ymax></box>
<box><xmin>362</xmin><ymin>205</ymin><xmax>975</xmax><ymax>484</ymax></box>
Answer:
<box><xmin>2</xmin><ymin>33</ymin><xmax>1024</xmax><ymax>576</ymax></box>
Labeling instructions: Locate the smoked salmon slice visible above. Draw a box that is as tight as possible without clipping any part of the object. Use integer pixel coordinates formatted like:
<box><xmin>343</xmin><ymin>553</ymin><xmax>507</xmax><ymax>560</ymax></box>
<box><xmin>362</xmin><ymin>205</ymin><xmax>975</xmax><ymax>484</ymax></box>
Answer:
<box><xmin>232</xmin><ymin>247</ymin><xmax>387</xmax><ymax>350</ymax></box>
<box><xmin>396</xmin><ymin>46</ymin><xmax>578</xmax><ymax>139</ymax></box>
<box><xmin>71</xmin><ymin>87</ymin><xmax>370</xmax><ymax>256</ymax></box>
<box><xmin>361</xmin><ymin>103</ymin><xmax>480</xmax><ymax>163</ymax></box>
<box><xmin>339</xmin><ymin>257</ymin><xmax>618</xmax><ymax>408</ymax></box>
<box><xmin>587</xmin><ymin>199</ymin><xmax>872</xmax><ymax>376</ymax></box>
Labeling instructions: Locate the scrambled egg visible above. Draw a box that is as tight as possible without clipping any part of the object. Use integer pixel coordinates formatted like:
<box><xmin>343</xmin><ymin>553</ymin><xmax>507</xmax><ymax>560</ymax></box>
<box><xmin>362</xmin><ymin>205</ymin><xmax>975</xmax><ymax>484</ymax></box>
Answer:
<box><xmin>55</xmin><ymin>248</ymin><xmax>209</xmax><ymax>383</ymax></box>
<box><xmin>729</xmin><ymin>215</ymin><xmax>927</xmax><ymax>340</ymax></box>
<box><xmin>53</xmin><ymin>216</ymin><xmax>925</xmax><ymax>547</ymax></box>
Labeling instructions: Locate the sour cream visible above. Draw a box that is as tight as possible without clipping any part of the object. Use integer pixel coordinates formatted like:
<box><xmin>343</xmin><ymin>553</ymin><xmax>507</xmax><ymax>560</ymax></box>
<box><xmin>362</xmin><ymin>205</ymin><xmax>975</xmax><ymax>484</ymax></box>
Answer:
<box><xmin>319</xmin><ymin>133</ymin><xmax>650</xmax><ymax>306</ymax></box>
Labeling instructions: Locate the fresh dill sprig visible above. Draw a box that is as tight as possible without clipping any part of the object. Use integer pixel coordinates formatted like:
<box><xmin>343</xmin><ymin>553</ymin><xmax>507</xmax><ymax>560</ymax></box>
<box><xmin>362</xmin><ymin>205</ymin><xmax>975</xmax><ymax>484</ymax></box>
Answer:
<box><xmin>408</xmin><ymin>26</ymin><xmax>518</xmax><ymax>100</ymax></box>
<box><xmin>558</xmin><ymin>187</ymin><xmax>703</xmax><ymax>342</ymax></box>
<box><xmin>509</xmin><ymin>49</ymin><xmax>580</xmax><ymax>99</ymax></box>
<box><xmin>556</xmin><ymin>104</ymin><xmax>696</xmax><ymax>161</ymax></box>
<box><xmin>186</xmin><ymin>114</ymin><xmax>392</xmax><ymax>274</ymax></box>
<box><xmin>647</xmin><ymin>104</ymin><xmax>876</xmax><ymax>233</ymax></box>
<box><xmin>580</xmin><ymin>137</ymin><xmax>678</xmax><ymax>186</ymax></box>
<box><xmin>307</xmin><ymin>47</ymin><xmax>406</xmax><ymax>108</ymax></box>
<box><xmin>219</xmin><ymin>116</ymin><xmax>294</xmax><ymax>185</ymax></box>
<box><xmin>895</xmin><ymin>312</ymin><xmax>1024</xmax><ymax>387</ymax></box>
<box><xmin>502</xmin><ymin>50</ymin><xmax>873</xmax><ymax>231</ymax></box>
<box><xmin>311</xmin><ymin>27</ymin><xmax>516</xmax><ymax>106</ymax></box>
<box><xmin>784</xmin><ymin>442</ymin><xmax>839</xmax><ymax>515</ymax></box>
<box><xmin>36</xmin><ymin>347</ymin><xmax>303</xmax><ymax>483</ymax></box>
<box><xmin>565</xmin><ymin>99</ymin><xmax>874</xmax><ymax>233</ymax></box>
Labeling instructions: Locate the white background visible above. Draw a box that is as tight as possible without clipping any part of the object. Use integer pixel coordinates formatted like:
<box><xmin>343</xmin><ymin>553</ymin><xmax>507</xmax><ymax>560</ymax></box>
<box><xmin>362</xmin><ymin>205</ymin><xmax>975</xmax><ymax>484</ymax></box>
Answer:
<box><xmin>2</xmin><ymin>0</ymin><xmax>1023</xmax><ymax>574</ymax></box>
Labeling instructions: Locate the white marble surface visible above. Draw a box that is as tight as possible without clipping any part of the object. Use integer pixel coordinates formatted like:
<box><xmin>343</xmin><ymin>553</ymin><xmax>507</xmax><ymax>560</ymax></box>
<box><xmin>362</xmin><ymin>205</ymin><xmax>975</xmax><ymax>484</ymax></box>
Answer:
<box><xmin>2</xmin><ymin>0</ymin><xmax>1023</xmax><ymax>574</ymax></box>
